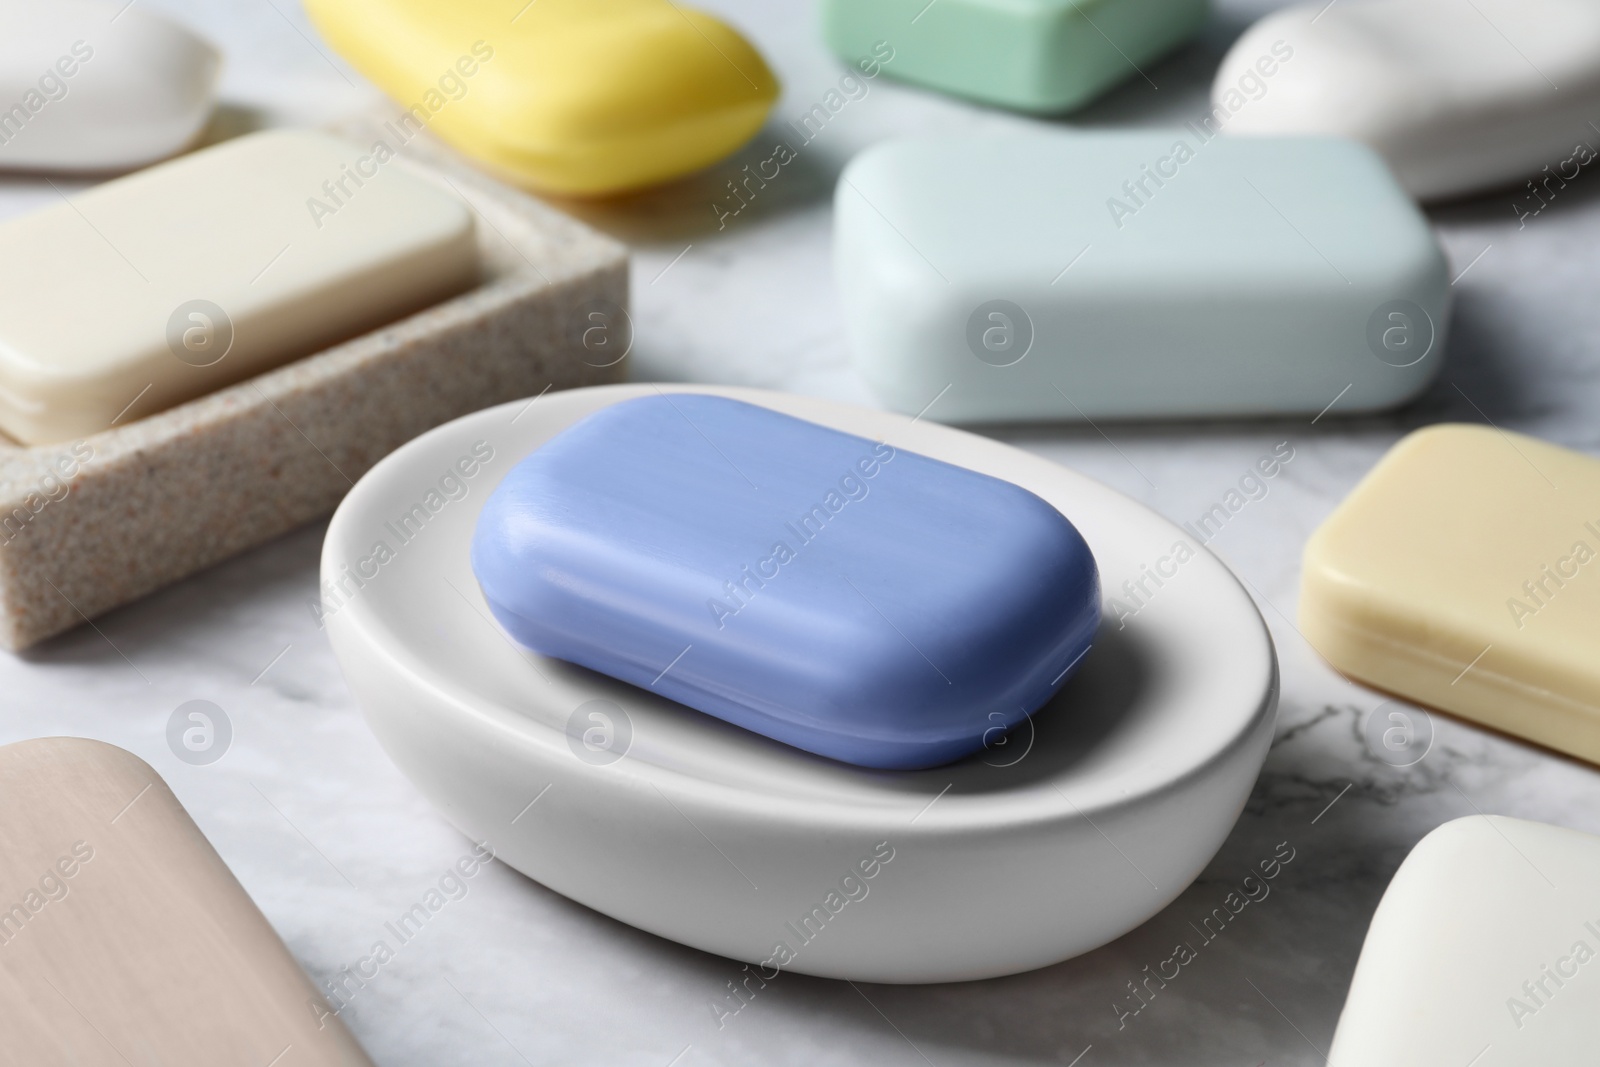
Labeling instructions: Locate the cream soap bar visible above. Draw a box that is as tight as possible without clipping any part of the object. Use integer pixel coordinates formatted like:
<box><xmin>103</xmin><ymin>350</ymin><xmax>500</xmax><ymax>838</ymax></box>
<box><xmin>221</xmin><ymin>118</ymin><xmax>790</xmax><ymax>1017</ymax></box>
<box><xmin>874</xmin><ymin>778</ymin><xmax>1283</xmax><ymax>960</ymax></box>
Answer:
<box><xmin>0</xmin><ymin>129</ymin><xmax>476</xmax><ymax>445</ymax></box>
<box><xmin>304</xmin><ymin>0</ymin><xmax>779</xmax><ymax>197</ymax></box>
<box><xmin>1331</xmin><ymin>817</ymin><xmax>1600</xmax><ymax>1065</ymax></box>
<box><xmin>836</xmin><ymin>133</ymin><xmax>1448</xmax><ymax>423</ymax></box>
<box><xmin>1301</xmin><ymin>425</ymin><xmax>1600</xmax><ymax>762</ymax></box>
<box><xmin>1215</xmin><ymin>0</ymin><xmax>1600</xmax><ymax>200</ymax></box>
<box><xmin>0</xmin><ymin>0</ymin><xmax>220</xmax><ymax>171</ymax></box>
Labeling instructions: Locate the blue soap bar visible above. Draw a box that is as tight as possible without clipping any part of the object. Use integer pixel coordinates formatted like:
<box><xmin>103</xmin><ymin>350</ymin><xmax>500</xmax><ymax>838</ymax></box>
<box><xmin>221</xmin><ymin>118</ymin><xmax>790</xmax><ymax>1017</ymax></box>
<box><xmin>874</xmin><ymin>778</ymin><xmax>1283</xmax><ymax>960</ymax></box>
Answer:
<box><xmin>471</xmin><ymin>395</ymin><xmax>1099</xmax><ymax>769</ymax></box>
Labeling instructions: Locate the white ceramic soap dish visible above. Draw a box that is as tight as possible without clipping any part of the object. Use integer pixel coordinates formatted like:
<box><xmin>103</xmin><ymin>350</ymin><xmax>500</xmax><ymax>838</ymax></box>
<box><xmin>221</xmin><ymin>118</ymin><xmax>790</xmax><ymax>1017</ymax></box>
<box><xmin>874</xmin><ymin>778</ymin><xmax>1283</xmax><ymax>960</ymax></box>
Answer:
<box><xmin>324</xmin><ymin>385</ymin><xmax>1278</xmax><ymax>982</ymax></box>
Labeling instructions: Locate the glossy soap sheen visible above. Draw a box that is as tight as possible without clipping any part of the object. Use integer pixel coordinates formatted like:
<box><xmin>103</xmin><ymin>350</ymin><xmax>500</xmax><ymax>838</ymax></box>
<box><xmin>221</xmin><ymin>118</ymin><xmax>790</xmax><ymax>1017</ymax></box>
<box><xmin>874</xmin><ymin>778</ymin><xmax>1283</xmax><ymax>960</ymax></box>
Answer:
<box><xmin>0</xmin><ymin>129</ymin><xmax>476</xmax><ymax>445</ymax></box>
<box><xmin>821</xmin><ymin>0</ymin><xmax>1207</xmax><ymax>114</ymax></box>
<box><xmin>304</xmin><ymin>0</ymin><xmax>779</xmax><ymax>197</ymax></box>
<box><xmin>836</xmin><ymin>133</ymin><xmax>1448</xmax><ymax>423</ymax></box>
<box><xmin>1300</xmin><ymin>425</ymin><xmax>1600</xmax><ymax>763</ymax></box>
<box><xmin>471</xmin><ymin>395</ymin><xmax>1100</xmax><ymax>769</ymax></box>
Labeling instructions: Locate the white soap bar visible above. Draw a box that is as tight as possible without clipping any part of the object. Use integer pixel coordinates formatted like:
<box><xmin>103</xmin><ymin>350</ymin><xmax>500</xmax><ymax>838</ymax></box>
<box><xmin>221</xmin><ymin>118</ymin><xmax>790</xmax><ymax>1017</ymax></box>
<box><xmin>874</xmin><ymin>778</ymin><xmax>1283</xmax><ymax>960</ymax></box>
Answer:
<box><xmin>0</xmin><ymin>0</ymin><xmax>220</xmax><ymax>171</ymax></box>
<box><xmin>0</xmin><ymin>129</ymin><xmax>477</xmax><ymax>445</ymax></box>
<box><xmin>1331</xmin><ymin>816</ymin><xmax>1600</xmax><ymax>1064</ymax></box>
<box><xmin>1215</xmin><ymin>0</ymin><xmax>1600</xmax><ymax>200</ymax></box>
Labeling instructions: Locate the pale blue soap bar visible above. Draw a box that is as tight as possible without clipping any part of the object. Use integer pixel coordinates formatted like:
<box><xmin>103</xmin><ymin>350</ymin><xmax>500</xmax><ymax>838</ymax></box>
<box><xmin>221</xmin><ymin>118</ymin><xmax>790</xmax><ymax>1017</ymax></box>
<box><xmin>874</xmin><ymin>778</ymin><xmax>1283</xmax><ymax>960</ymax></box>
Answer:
<box><xmin>835</xmin><ymin>133</ymin><xmax>1450</xmax><ymax>423</ymax></box>
<box><xmin>471</xmin><ymin>395</ymin><xmax>1100</xmax><ymax>769</ymax></box>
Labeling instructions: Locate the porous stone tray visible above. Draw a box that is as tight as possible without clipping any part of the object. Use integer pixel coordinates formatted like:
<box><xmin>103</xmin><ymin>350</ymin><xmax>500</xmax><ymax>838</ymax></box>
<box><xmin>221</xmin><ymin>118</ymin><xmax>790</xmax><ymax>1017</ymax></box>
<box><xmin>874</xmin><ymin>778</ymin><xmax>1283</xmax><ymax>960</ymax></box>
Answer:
<box><xmin>0</xmin><ymin>115</ymin><xmax>628</xmax><ymax>650</ymax></box>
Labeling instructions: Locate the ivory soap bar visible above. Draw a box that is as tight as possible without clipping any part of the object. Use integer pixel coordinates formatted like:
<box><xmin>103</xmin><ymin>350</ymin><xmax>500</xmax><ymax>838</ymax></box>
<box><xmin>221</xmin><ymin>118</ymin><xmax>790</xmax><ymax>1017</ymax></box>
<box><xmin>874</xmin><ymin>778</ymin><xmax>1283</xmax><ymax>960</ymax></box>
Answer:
<box><xmin>304</xmin><ymin>0</ymin><xmax>779</xmax><ymax>197</ymax></box>
<box><xmin>836</xmin><ymin>133</ymin><xmax>1448</xmax><ymax>423</ymax></box>
<box><xmin>0</xmin><ymin>0</ymin><xmax>220</xmax><ymax>171</ymax></box>
<box><xmin>1216</xmin><ymin>0</ymin><xmax>1600</xmax><ymax>200</ymax></box>
<box><xmin>1331</xmin><ymin>816</ymin><xmax>1600</xmax><ymax>1065</ymax></box>
<box><xmin>822</xmin><ymin>0</ymin><xmax>1206</xmax><ymax>114</ymax></box>
<box><xmin>1301</xmin><ymin>424</ymin><xmax>1600</xmax><ymax>762</ymax></box>
<box><xmin>471</xmin><ymin>394</ymin><xmax>1101</xmax><ymax>769</ymax></box>
<box><xmin>0</xmin><ymin>128</ymin><xmax>476</xmax><ymax>445</ymax></box>
<box><xmin>0</xmin><ymin>737</ymin><xmax>375</xmax><ymax>1065</ymax></box>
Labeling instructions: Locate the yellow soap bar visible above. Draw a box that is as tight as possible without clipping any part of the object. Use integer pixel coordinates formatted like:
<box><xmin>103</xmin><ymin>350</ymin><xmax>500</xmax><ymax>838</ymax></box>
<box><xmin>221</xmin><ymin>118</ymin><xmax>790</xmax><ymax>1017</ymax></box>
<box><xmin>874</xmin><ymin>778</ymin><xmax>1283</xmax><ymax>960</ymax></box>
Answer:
<box><xmin>0</xmin><ymin>129</ymin><xmax>476</xmax><ymax>445</ymax></box>
<box><xmin>304</xmin><ymin>0</ymin><xmax>779</xmax><ymax>197</ymax></box>
<box><xmin>1301</xmin><ymin>424</ymin><xmax>1600</xmax><ymax>762</ymax></box>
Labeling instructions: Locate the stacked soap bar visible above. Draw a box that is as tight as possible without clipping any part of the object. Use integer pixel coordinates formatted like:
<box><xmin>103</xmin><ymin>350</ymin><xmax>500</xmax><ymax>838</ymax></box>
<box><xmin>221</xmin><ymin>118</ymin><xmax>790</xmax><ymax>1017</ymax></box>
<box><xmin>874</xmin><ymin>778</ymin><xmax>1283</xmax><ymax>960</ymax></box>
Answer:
<box><xmin>835</xmin><ymin>132</ymin><xmax>1448</xmax><ymax>423</ymax></box>
<box><xmin>1332</xmin><ymin>816</ymin><xmax>1600</xmax><ymax>1064</ymax></box>
<box><xmin>0</xmin><ymin>0</ymin><xmax>220</xmax><ymax>171</ymax></box>
<box><xmin>821</xmin><ymin>0</ymin><xmax>1207</xmax><ymax>113</ymax></box>
<box><xmin>1301</xmin><ymin>425</ymin><xmax>1600</xmax><ymax>763</ymax></box>
<box><xmin>0</xmin><ymin>128</ymin><xmax>477</xmax><ymax>445</ymax></box>
<box><xmin>305</xmin><ymin>0</ymin><xmax>779</xmax><ymax>197</ymax></box>
<box><xmin>472</xmin><ymin>394</ymin><xmax>1101</xmax><ymax>769</ymax></box>
<box><xmin>1216</xmin><ymin>0</ymin><xmax>1600</xmax><ymax>199</ymax></box>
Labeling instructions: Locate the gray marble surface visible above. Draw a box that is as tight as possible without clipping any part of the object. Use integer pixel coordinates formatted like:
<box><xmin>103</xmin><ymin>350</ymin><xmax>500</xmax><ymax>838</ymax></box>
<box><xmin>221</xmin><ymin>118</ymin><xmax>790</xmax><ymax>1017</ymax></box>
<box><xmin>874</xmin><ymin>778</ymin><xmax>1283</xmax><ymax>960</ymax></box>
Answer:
<box><xmin>4</xmin><ymin>1</ymin><xmax>1600</xmax><ymax>1064</ymax></box>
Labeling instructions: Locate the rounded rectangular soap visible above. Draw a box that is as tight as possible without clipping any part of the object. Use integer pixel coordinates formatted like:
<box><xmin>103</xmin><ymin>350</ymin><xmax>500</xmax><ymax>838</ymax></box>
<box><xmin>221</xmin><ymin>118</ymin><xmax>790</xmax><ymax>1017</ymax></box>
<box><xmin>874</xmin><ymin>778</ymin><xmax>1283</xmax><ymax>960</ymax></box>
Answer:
<box><xmin>0</xmin><ymin>128</ymin><xmax>477</xmax><ymax>445</ymax></box>
<box><xmin>1330</xmin><ymin>816</ymin><xmax>1600</xmax><ymax>1065</ymax></box>
<box><xmin>835</xmin><ymin>132</ymin><xmax>1448</xmax><ymax>423</ymax></box>
<box><xmin>1301</xmin><ymin>424</ymin><xmax>1600</xmax><ymax>763</ymax></box>
<box><xmin>471</xmin><ymin>394</ymin><xmax>1100</xmax><ymax>769</ymax></box>
<box><xmin>821</xmin><ymin>0</ymin><xmax>1206</xmax><ymax>114</ymax></box>
<box><xmin>0</xmin><ymin>738</ymin><xmax>377</xmax><ymax>1065</ymax></box>
<box><xmin>303</xmin><ymin>0</ymin><xmax>778</xmax><ymax>196</ymax></box>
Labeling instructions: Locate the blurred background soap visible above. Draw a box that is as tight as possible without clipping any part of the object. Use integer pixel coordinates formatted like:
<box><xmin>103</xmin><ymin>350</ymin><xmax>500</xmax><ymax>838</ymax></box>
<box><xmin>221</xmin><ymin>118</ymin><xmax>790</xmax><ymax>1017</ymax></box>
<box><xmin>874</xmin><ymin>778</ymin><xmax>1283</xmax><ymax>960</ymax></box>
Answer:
<box><xmin>471</xmin><ymin>393</ymin><xmax>1100</xmax><ymax>769</ymax></box>
<box><xmin>0</xmin><ymin>0</ymin><xmax>220</xmax><ymax>172</ymax></box>
<box><xmin>1301</xmin><ymin>424</ymin><xmax>1600</xmax><ymax>763</ymax></box>
<box><xmin>305</xmin><ymin>0</ymin><xmax>779</xmax><ymax>197</ymax></box>
<box><xmin>821</xmin><ymin>0</ymin><xmax>1206</xmax><ymax>113</ymax></box>
<box><xmin>0</xmin><ymin>128</ymin><xmax>476</xmax><ymax>445</ymax></box>
<box><xmin>835</xmin><ymin>132</ymin><xmax>1448</xmax><ymax>424</ymax></box>
<box><xmin>1216</xmin><ymin>0</ymin><xmax>1600</xmax><ymax>200</ymax></box>
<box><xmin>0</xmin><ymin>737</ymin><xmax>376</xmax><ymax>1065</ymax></box>
<box><xmin>1331</xmin><ymin>816</ymin><xmax>1600</xmax><ymax>1065</ymax></box>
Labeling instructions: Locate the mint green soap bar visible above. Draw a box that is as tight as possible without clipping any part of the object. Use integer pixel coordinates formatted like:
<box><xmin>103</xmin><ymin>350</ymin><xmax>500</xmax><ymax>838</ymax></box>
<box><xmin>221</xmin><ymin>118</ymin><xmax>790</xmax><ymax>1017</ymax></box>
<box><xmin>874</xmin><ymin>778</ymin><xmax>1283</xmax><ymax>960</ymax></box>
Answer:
<box><xmin>820</xmin><ymin>0</ymin><xmax>1208</xmax><ymax>113</ymax></box>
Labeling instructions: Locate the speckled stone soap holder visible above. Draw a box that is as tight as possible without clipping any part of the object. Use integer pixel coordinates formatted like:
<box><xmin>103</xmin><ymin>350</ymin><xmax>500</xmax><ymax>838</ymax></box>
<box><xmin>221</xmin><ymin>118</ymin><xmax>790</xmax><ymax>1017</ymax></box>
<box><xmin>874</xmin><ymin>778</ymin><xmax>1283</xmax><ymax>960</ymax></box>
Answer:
<box><xmin>0</xmin><ymin>114</ymin><xmax>628</xmax><ymax>651</ymax></box>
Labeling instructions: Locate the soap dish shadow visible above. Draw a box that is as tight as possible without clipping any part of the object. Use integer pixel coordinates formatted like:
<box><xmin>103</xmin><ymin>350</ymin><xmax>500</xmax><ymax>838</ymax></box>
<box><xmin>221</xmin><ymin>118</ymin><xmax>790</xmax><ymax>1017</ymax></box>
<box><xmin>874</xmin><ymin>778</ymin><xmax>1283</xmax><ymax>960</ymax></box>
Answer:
<box><xmin>891</xmin><ymin>619</ymin><xmax>1152</xmax><ymax>796</ymax></box>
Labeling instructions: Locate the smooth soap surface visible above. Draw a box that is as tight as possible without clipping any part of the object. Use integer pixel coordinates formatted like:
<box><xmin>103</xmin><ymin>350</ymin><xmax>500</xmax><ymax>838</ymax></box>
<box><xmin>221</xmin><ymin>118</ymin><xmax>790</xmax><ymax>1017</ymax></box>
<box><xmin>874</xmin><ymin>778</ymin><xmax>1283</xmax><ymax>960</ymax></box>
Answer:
<box><xmin>0</xmin><ymin>128</ymin><xmax>476</xmax><ymax>445</ymax></box>
<box><xmin>1301</xmin><ymin>424</ymin><xmax>1600</xmax><ymax>763</ymax></box>
<box><xmin>1215</xmin><ymin>0</ymin><xmax>1600</xmax><ymax>199</ymax></box>
<box><xmin>821</xmin><ymin>0</ymin><xmax>1206</xmax><ymax>113</ymax></box>
<box><xmin>0</xmin><ymin>737</ymin><xmax>375</xmax><ymax>1066</ymax></box>
<box><xmin>1331</xmin><ymin>816</ymin><xmax>1600</xmax><ymax>1065</ymax></box>
<box><xmin>835</xmin><ymin>133</ymin><xmax>1448</xmax><ymax>423</ymax></box>
<box><xmin>0</xmin><ymin>0</ymin><xmax>219</xmax><ymax>171</ymax></box>
<box><xmin>471</xmin><ymin>393</ymin><xmax>1100</xmax><ymax>769</ymax></box>
<box><xmin>305</xmin><ymin>0</ymin><xmax>779</xmax><ymax>196</ymax></box>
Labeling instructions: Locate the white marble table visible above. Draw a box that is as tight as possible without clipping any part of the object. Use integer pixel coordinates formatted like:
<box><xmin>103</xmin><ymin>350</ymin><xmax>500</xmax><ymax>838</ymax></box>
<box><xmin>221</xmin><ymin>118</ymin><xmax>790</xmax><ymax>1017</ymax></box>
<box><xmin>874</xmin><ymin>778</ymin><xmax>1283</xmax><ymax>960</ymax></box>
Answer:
<box><xmin>4</xmin><ymin>2</ymin><xmax>1598</xmax><ymax>1064</ymax></box>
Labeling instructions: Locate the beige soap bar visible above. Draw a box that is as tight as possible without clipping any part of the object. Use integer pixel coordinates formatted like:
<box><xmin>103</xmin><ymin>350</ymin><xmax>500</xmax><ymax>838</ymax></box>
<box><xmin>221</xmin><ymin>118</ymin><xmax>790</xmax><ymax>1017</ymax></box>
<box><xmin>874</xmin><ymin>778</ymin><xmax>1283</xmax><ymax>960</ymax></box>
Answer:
<box><xmin>0</xmin><ymin>737</ymin><xmax>374</xmax><ymax>1065</ymax></box>
<box><xmin>1301</xmin><ymin>424</ymin><xmax>1600</xmax><ymax>762</ymax></box>
<box><xmin>0</xmin><ymin>128</ymin><xmax>476</xmax><ymax>445</ymax></box>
